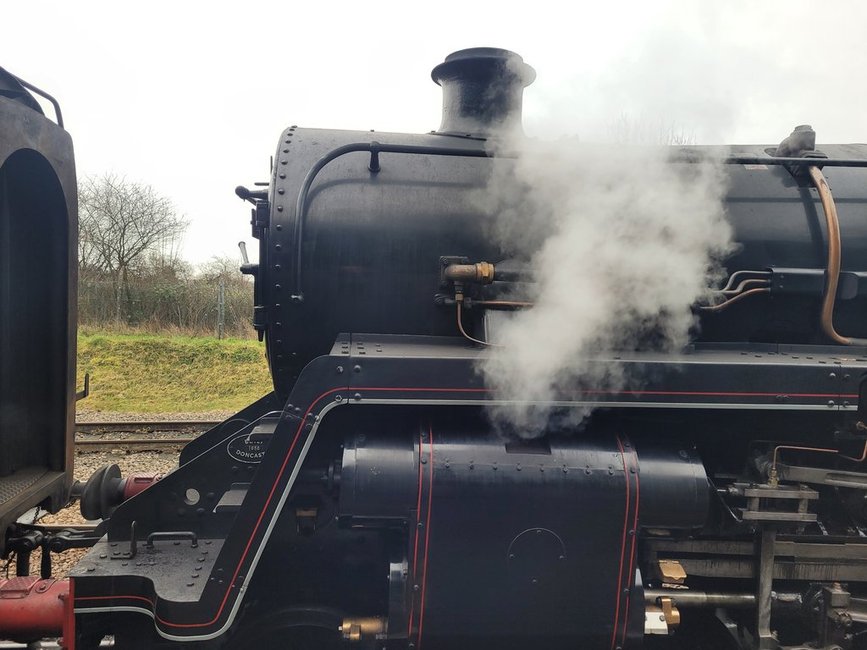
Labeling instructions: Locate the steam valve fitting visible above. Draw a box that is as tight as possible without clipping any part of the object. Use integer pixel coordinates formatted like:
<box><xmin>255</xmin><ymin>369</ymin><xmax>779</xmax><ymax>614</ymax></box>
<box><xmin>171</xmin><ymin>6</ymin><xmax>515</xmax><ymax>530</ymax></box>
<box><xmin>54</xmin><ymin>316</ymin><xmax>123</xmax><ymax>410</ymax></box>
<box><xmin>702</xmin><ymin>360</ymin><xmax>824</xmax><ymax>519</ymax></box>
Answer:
<box><xmin>443</xmin><ymin>262</ymin><xmax>495</xmax><ymax>285</ymax></box>
<box><xmin>340</xmin><ymin>616</ymin><xmax>387</xmax><ymax>643</ymax></box>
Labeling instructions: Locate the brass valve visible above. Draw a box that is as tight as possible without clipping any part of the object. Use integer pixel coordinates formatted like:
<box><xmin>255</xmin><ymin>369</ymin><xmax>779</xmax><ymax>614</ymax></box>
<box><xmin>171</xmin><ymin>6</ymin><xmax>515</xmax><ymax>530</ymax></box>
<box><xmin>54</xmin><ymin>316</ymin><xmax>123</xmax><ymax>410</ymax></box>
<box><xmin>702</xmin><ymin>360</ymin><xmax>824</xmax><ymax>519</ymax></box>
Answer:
<box><xmin>340</xmin><ymin>616</ymin><xmax>387</xmax><ymax>643</ymax></box>
<box><xmin>443</xmin><ymin>262</ymin><xmax>496</xmax><ymax>284</ymax></box>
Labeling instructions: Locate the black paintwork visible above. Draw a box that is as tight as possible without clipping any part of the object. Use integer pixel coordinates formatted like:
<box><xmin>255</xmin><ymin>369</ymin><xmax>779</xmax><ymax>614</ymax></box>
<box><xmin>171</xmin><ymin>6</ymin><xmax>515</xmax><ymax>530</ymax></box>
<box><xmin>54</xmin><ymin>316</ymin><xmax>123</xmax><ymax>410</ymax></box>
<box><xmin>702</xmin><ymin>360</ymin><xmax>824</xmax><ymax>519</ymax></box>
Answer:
<box><xmin>0</xmin><ymin>74</ymin><xmax>77</xmax><ymax>555</ymax></box>
<box><xmin>71</xmin><ymin>334</ymin><xmax>861</xmax><ymax>643</ymax></box>
<box><xmin>258</xmin><ymin>122</ymin><xmax>867</xmax><ymax>397</ymax></box>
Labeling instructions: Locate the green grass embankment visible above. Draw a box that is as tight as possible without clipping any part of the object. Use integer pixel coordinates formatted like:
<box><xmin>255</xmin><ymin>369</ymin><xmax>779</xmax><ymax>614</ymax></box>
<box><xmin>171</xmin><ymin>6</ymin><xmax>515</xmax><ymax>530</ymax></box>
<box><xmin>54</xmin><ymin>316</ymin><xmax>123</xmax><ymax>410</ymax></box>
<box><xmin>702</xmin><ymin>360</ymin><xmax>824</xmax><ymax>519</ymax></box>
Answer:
<box><xmin>76</xmin><ymin>330</ymin><xmax>273</xmax><ymax>415</ymax></box>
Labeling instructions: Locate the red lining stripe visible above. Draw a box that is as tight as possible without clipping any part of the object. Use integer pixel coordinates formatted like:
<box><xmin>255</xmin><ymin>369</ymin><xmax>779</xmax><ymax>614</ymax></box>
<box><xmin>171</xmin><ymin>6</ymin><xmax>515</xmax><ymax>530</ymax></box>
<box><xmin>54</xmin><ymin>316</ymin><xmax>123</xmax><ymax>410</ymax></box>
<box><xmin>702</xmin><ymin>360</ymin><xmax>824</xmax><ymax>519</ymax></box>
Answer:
<box><xmin>619</xmin><ymin>439</ymin><xmax>641</xmax><ymax>647</ymax></box>
<box><xmin>610</xmin><ymin>435</ymin><xmax>632</xmax><ymax>650</ymax></box>
<box><xmin>416</xmin><ymin>422</ymin><xmax>435</xmax><ymax>649</ymax></box>
<box><xmin>407</xmin><ymin>425</ymin><xmax>426</xmax><ymax>634</ymax></box>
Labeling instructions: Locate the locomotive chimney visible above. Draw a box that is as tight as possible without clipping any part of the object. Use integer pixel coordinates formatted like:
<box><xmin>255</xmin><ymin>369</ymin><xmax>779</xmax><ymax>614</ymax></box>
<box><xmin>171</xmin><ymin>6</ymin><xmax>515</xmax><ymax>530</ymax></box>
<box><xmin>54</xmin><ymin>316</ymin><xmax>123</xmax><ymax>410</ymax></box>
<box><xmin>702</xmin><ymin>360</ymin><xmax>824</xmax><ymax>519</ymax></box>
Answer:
<box><xmin>431</xmin><ymin>47</ymin><xmax>536</xmax><ymax>137</ymax></box>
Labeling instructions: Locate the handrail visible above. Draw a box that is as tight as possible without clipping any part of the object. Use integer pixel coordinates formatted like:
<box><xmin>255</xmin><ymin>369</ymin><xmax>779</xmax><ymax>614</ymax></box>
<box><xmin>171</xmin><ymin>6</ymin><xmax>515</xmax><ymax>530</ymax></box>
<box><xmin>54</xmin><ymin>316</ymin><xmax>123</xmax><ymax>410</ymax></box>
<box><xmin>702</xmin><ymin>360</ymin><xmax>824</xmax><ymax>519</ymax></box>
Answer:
<box><xmin>10</xmin><ymin>73</ymin><xmax>64</xmax><ymax>128</ymax></box>
<box><xmin>287</xmin><ymin>146</ymin><xmax>867</xmax><ymax>302</ymax></box>
<box><xmin>289</xmin><ymin>141</ymin><xmax>496</xmax><ymax>301</ymax></box>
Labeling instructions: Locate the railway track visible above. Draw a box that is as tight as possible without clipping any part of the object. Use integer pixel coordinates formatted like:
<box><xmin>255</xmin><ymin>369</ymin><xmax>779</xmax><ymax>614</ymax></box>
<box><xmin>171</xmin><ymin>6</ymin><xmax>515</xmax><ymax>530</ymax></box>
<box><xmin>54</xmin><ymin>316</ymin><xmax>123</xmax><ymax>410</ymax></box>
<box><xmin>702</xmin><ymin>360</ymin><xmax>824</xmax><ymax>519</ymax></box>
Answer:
<box><xmin>75</xmin><ymin>420</ymin><xmax>218</xmax><ymax>433</ymax></box>
<box><xmin>74</xmin><ymin>420</ymin><xmax>219</xmax><ymax>452</ymax></box>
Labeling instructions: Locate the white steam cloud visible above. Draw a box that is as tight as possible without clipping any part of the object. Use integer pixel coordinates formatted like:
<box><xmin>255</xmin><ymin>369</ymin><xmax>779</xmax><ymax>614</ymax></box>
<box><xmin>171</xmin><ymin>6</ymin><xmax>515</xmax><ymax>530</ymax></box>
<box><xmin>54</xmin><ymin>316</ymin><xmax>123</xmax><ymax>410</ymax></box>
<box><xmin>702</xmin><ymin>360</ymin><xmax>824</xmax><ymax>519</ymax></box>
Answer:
<box><xmin>477</xmin><ymin>134</ymin><xmax>733</xmax><ymax>436</ymax></box>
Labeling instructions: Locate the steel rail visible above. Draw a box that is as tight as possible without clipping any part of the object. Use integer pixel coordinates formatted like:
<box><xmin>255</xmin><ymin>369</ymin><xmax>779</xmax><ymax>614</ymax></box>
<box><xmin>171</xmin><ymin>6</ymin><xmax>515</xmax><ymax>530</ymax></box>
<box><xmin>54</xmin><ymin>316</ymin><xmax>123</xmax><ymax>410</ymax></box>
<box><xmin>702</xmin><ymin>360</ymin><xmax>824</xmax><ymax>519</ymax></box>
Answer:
<box><xmin>75</xmin><ymin>420</ymin><xmax>218</xmax><ymax>433</ymax></box>
<box><xmin>74</xmin><ymin>437</ymin><xmax>196</xmax><ymax>452</ymax></box>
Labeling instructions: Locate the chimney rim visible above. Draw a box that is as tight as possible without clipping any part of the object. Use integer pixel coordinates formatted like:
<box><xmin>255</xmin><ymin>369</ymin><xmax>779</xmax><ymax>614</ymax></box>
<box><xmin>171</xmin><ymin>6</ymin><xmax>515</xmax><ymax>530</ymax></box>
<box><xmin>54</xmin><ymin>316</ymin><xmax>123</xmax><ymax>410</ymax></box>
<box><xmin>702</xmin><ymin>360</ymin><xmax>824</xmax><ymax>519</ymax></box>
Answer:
<box><xmin>431</xmin><ymin>47</ymin><xmax>536</xmax><ymax>87</ymax></box>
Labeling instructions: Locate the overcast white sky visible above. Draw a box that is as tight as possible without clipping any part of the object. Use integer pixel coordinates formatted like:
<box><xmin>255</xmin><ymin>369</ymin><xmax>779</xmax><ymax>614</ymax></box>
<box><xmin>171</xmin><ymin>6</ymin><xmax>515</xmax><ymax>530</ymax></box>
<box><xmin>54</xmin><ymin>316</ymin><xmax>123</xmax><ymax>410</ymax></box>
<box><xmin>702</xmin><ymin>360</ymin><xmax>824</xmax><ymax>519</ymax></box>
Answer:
<box><xmin>4</xmin><ymin>0</ymin><xmax>866</xmax><ymax>265</ymax></box>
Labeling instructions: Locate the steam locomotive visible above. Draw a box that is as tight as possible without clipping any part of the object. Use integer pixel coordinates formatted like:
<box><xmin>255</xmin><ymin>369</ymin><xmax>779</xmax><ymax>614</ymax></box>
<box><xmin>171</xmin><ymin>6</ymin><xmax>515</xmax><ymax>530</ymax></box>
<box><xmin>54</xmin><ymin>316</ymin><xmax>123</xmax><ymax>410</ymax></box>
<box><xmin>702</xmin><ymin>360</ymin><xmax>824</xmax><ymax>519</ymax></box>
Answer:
<box><xmin>3</xmin><ymin>47</ymin><xmax>867</xmax><ymax>650</ymax></box>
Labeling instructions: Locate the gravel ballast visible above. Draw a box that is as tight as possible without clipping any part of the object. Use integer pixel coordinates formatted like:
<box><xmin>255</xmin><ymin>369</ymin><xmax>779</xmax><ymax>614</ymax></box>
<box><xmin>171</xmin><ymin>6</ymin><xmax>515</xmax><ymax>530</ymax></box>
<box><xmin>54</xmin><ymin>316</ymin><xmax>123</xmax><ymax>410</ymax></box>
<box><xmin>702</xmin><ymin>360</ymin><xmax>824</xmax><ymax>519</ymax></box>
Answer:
<box><xmin>18</xmin><ymin>446</ymin><xmax>183</xmax><ymax>579</ymax></box>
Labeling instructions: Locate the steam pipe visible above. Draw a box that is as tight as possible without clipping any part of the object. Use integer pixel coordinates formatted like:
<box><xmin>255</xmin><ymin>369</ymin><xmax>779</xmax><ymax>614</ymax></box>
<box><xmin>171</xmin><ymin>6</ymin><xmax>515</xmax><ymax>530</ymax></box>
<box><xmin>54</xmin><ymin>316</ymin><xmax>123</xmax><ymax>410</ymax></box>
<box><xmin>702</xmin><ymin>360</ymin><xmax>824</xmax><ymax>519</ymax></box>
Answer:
<box><xmin>807</xmin><ymin>165</ymin><xmax>867</xmax><ymax>346</ymax></box>
<box><xmin>443</xmin><ymin>262</ymin><xmax>528</xmax><ymax>284</ymax></box>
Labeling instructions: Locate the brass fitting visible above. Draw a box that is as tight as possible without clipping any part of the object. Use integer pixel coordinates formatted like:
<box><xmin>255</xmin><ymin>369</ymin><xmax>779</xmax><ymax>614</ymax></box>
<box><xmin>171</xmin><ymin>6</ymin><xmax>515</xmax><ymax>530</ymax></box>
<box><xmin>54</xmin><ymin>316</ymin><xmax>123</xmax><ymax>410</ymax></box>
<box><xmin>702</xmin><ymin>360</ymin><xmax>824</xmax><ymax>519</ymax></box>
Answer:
<box><xmin>658</xmin><ymin>559</ymin><xmax>687</xmax><ymax>585</ymax></box>
<box><xmin>340</xmin><ymin>616</ymin><xmax>387</xmax><ymax>643</ymax></box>
<box><xmin>443</xmin><ymin>262</ymin><xmax>496</xmax><ymax>284</ymax></box>
<box><xmin>660</xmin><ymin>597</ymin><xmax>681</xmax><ymax>627</ymax></box>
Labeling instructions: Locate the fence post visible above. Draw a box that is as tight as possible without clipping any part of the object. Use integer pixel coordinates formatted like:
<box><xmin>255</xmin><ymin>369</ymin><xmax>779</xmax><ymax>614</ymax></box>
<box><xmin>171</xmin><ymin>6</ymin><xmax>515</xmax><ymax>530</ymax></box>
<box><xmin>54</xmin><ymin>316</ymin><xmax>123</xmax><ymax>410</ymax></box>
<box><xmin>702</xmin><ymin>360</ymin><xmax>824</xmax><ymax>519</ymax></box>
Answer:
<box><xmin>217</xmin><ymin>278</ymin><xmax>226</xmax><ymax>340</ymax></box>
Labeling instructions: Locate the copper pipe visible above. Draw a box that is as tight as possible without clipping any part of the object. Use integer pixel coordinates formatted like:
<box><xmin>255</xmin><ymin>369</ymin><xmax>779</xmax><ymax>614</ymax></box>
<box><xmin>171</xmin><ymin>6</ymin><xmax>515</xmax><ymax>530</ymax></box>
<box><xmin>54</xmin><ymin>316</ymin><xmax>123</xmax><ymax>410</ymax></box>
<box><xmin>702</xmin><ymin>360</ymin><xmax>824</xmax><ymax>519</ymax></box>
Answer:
<box><xmin>700</xmin><ymin>287</ymin><xmax>770</xmax><ymax>312</ymax></box>
<box><xmin>456</xmin><ymin>301</ymin><xmax>501</xmax><ymax>347</ymax></box>
<box><xmin>771</xmin><ymin>444</ymin><xmax>840</xmax><ymax>470</ymax></box>
<box><xmin>474</xmin><ymin>300</ymin><xmax>534</xmax><ymax>309</ymax></box>
<box><xmin>769</xmin><ymin>443</ymin><xmax>840</xmax><ymax>486</ymax></box>
<box><xmin>840</xmin><ymin>440</ymin><xmax>867</xmax><ymax>463</ymax></box>
<box><xmin>808</xmin><ymin>165</ymin><xmax>867</xmax><ymax>346</ymax></box>
<box><xmin>766</xmin><ymin>438</ymin><xmax>867</xmax><ymax>485</ymax></box>
<box><xmin>720</xmin><ymin>278</ymin><xmax>770</xmax><ymax>296</ymax></box>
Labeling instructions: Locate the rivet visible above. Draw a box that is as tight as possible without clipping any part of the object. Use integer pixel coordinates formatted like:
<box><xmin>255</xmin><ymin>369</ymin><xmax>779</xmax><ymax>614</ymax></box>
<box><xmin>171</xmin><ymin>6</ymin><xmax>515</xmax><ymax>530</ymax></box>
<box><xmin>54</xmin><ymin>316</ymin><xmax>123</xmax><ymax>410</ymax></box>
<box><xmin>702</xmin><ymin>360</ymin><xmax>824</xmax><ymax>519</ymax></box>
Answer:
<box><xmin>276</xmin><ymin>224</ymin><xmax>283</xmax><ymax>231</ymax></box>
<box><xmin>353</xmin><ymin>393</ymin><xmax>362</xmax><ymax>401</ymax></box>
<box><xmin>275</xmin><ymin>244</ymin><xmax>282</xmax><ymax>251</ymax></box>
<box><xmin>277</xmin><ymin>205</ymin><xmax>283</xmax><ymax>212</ymax></box>
<box><xmin>277</xmin><ymin>188</ymin><xmax>285</xmax><ymax>195</ymax></box>
<box><xmin>828</xmin><ymin>400</ymin><xmax>836</xmax><ymax>408</ymax></box>
<box><xmin>275</xmin><ymin>284</ymin><xmax>282</xmax><ymax>290</ymax></box>
<box><xmin>336</xmin><ymin>366</ymin><xmax>344</xmax><ymax>374</ymax></box>
<box><xmin>279</xmin><ymin>173</ymin><xmax>286</xmax><ymax>179</ymax></box>
<box><xmin>280</xmin><ymin>159</ymin><xmax>287</xmax><ymax>165</ymax></box>
<box><xmin>353</xmin><ymin>364</ymin><xmax>362</xmax><ymax>373</ymax></box>
<box><xmin>282</xmin><ymin>148</ymin><xmax>289</xmax><ymax>153</ymax></box>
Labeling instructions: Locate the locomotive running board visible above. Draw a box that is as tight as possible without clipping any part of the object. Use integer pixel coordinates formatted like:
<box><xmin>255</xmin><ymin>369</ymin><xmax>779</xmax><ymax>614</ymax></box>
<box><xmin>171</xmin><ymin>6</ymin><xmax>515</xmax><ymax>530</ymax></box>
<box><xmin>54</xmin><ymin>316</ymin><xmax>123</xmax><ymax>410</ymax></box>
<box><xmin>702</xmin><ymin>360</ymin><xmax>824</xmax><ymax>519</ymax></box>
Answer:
<box><xmin>70</xmin><ymin>334</ymin><xmax>866</xmax><ymax>641</ymax></box>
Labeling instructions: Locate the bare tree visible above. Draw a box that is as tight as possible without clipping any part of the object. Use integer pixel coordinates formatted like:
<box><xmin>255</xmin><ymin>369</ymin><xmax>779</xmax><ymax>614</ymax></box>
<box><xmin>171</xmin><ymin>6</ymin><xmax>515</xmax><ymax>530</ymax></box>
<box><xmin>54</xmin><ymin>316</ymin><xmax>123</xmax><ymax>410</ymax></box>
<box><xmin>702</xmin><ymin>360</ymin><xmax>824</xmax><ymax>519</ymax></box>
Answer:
<box><xmin>606</xmin><ymin>113</ymin><xmax>696</xmax><ymax>146</ymax></box>
<box><xmin>78</xmin><ymin>173</ymin><xmax>188</xmax><ymax>323</ymax></box>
